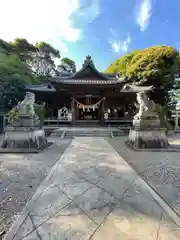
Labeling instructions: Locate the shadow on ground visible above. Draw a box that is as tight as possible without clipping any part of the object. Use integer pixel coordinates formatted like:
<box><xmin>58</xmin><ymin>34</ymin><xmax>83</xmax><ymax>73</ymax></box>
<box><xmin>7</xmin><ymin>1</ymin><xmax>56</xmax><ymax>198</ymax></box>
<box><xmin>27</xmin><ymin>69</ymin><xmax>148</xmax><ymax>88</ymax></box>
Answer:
<box><xmin>108</xmin><ymin>137</ymin><xmax>180</xmax><ymax>216</ymax></box>
<box><xmin>0</xmin><ymin>137</ymin><xmax>72</xmax><ymax>236</ymax></box>
<box><xmin>6</xmin><ymin>137</ymin><xmax>180</xmax><ymax>239</ymax></box>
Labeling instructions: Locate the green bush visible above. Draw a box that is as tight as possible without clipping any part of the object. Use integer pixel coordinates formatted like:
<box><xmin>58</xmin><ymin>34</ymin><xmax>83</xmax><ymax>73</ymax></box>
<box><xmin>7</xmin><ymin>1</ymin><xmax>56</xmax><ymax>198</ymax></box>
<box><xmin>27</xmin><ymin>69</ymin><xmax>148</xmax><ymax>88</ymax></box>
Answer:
<box><xmin>153</xmin><ymin>104</ymin><xmax>173</xmax><ymax>132</ymax></box>
<box><xmin>7</xmin><ymin>107</ymin><xmax>19</xmax><ymax>125</ymax></box>
<box><xmin>34</xmin><ymin>103</ymin><xmax>46</xmax><ymax>125</ymax></box>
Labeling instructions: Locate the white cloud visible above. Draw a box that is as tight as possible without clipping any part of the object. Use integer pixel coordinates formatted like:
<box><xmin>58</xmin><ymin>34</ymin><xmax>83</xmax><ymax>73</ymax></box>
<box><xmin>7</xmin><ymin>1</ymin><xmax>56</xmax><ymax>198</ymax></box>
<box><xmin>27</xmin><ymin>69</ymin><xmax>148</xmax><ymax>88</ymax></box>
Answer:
<box><xmin>136</xmin><ymin>0</ymin><xmax>152</xmax><ymax>31</ymax></box>
<box><xmin>121</xmin><ymin>35</ymin><xmax>131</xmax><ymax>52</ymax></box>
<box><xmin>109</xmin><ymin>35</ymin><xmax>131</xmax><ymax>53</ymax></box>
<box><xmin>0</xmin><ymin>0</ymin><xmax>100</xmax><ymax>54</ymax></box>
<box><xmin>110</xmin><ymin>41</ymin><xmax>121</xmax><ymax>53</ymax></box>
<box><xmin>76</xmin><ymin>0</ymin><xmax>101</xmax><ymax>23</ymax></box>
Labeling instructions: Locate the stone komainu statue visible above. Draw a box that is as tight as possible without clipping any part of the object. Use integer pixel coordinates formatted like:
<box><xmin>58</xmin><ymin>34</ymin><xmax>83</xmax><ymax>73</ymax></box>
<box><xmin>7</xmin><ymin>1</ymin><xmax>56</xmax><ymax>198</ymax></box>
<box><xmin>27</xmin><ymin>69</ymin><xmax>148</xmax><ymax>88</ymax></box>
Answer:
<box><xmin>121</xmin><ymin>84</ymin><xmax>156</xmax><ymax>120</ymax></box>
<box><xmin>16</xmin><ymin>92</ymin><xmax>40</xmax><ymax>126</ymax></box>
<box><xmin>134</xmin><ymin>91</ymin><xmax>156</xmax><ymax>120</ymax></box>
<box><xmin>17</xmin><ymin>92</ymin><xmax>36</xmax><ymax>116</ymax></box>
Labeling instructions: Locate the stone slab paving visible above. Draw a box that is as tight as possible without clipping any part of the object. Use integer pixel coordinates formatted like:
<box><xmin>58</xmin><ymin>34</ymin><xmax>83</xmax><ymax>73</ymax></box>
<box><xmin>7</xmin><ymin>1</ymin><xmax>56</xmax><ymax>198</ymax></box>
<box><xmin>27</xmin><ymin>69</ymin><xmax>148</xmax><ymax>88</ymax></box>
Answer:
<box><xmin>0</xmin><ymin>137</ymin><xmax>72</xmax><ymax>237</ymax></box>
<box><xmin>108</xmin><ymin>136</ymin><xmax>180</xmax><ymax>217</ymax></box>
<box><xmin>3</xmin><ymin>137</ymin><xmax>180</xmax><ymax>239</ymax></box>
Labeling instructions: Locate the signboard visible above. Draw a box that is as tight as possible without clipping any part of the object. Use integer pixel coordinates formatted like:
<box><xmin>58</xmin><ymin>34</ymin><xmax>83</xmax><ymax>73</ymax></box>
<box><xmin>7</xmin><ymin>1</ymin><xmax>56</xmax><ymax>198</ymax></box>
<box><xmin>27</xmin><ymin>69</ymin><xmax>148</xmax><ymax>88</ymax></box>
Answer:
<box><xmin>104</xmin><ymin>112</ymin><xmax>108</xmax><ymax>120</ymax></box>
<box><xmin>58</xmin><ymin>107</ymin><xmax>68</xmax><ymax>120</ymax></box>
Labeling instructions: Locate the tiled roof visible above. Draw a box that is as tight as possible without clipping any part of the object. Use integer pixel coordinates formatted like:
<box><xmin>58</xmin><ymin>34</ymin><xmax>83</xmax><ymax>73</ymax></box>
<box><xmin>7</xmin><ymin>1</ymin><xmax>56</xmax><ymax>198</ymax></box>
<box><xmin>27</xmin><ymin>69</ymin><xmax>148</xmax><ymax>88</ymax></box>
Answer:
<box><xmin>56</xmin><ymin>56</ymin><xmax>116</xmax><ymax>81</ymax></box>
<box><xmin>25</xmin><ymin>84</ymin><xmax>56</xmax><ymax>92</ymax></box>
<box><xmin>57</xmin><ymin>72</ymin><xmax>116</xmax><ymax>78</ymax></box>
<box><xmin>49</xmin><ymin>78</ymin><xmax>126</xmax><ymax>85</ymax></box>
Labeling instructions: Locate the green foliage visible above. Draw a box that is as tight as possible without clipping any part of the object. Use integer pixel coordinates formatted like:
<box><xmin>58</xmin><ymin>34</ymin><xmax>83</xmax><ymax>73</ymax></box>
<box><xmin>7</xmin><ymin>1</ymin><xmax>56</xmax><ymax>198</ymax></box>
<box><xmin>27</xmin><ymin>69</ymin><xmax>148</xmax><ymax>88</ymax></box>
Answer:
<box><xmin>31</xmin><ymin>42</ymin><xmax>60</xmax><ymax>76</ymax></box>
<box><xmin>0</xmin><ymin>39</ymin><xmax>12</xmax><ymax>54</ymax></box>
<box><xmin>9</xmin><ymin>39</ymin><xmax>61</xmax><ymax>77</ymax></box>
<box><xmin>0</xmin><ymin>53</ymin><xmax>33</xmax><ymax>79</ymax></box>
<box><xmin>36</xmin><ymin>42</ymin><xmax>60</xmax><ymax>58</ymax></box>
<box><xmin>0</xmin><ymin>53</ymin><xmax>36</xmax><ymax>100</ymax></box>
<box><xmin>105</xmin><ymin>53</ymin><xmax>135</xmax><ymax>74</ymax></box>
<box><xmin>7</xmin><ymin>103</ymin><xmax>46</xmax><ymax>126</ymax></box>
<box><xmin>34</xmin><ymin>103</ymin><xmax>46</xmax><ymax>125</ymax></box>
<box><xmin>105</xmin><ymin>46</ymin><xmax>179</xmax><ymax>80</ymax></box>
<box><xmin>0</xmin><ymin>50</ymin><xmax>37</xmax><ymax>110</ymax></box>
<box><xmin>7</xmin><ymin>107</ymin><xmax>20</xmax><ymax>124</ymax></box>
<box><xmin>153</xmin><ymin>104</ymin><xmax>173</xmax><ymax>132</ymax></box>
<box><xmin>105</xmin><ymin>45</ymin><xmax>180</xmax><ymax>105</ymax></box>
<box><xmin>10</xmin><ymin>38</ymin><xmax>37</xmax><ymax>54</ymax></box>
<box><xmin>58</xmin><ymin>57</ymin><xmax>76</xmax><ymax>73</ymax></box>
<box><xmin>0</xmin><ymin>37</ymin><xmax>75</xmax><ymax>110</ymax></box>
<box><xmin>0</xmin><ymin>52</ymin><xmax>38</xmax><ymax>94</ymax></box>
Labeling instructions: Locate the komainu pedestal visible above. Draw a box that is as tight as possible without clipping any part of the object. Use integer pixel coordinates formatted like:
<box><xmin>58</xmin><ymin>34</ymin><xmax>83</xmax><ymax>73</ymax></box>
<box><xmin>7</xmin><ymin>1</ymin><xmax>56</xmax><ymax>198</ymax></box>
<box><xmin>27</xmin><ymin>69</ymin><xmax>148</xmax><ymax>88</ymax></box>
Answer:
<box><xmin>1</xmin><ymin>127</ymin><xmax>47</xmax><ymax>150</ymax></box>
<box><xmin>1</xmin><ymin>92</ymin><xmax>48</xmax><ymax>152</ymax></box>
<box><xmin>128</xmin><ymin>119</ymin><xmax>169</xmax><ymax>149</ymax></box>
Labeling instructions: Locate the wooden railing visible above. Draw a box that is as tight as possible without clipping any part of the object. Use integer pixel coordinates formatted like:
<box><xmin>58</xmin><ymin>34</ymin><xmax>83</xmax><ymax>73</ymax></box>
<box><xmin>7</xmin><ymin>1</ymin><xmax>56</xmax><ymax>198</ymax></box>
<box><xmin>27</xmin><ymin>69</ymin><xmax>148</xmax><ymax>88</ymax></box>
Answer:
<box><xmin>44</xmin><ymin>117</ymin><xmax>132</xmax><ymax>126</ymax></box>
<box><xmin>4</xmin><ymin>115</ymin><xmax>133</xmax><ymax>127</ymax></box>
<box><xmin>44</xmin><ymin>118</ymin><xmax>71</xmax><ymax>125</ymax></box>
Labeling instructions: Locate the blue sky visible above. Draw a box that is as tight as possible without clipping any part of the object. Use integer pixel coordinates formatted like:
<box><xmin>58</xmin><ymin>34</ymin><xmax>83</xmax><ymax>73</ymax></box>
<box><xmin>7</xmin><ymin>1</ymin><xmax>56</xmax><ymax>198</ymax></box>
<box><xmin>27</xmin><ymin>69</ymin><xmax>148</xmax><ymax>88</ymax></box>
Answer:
<box><xmin>0</xmin><ymin>0</ymin><xmax>179</xmax><ymax>71</ymax></box>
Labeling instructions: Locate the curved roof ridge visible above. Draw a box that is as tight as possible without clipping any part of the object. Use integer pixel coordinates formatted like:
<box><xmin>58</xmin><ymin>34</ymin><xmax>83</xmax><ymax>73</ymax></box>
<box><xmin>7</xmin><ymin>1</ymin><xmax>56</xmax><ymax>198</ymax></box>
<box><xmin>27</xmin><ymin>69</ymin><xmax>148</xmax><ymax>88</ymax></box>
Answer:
<box><xmin>69</xmin><ymin>55</ymin><xmax>110</xmax><ymax>80</ymax></box>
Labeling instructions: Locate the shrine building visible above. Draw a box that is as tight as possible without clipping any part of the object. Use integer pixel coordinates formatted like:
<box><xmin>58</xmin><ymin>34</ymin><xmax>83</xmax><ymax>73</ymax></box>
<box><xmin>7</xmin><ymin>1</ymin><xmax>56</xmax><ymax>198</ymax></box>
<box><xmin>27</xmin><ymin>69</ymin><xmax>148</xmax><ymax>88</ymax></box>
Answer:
<box><xmin>26</xmin><ymin>56</ymin><xmax>137</xmax><ymax>126</ymax></box>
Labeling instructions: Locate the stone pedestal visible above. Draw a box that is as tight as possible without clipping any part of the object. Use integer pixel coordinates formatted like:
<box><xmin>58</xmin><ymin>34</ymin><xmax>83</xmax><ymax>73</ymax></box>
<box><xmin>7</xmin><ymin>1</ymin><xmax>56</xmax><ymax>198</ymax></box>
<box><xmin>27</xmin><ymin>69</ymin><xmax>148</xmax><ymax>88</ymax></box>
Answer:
<box><xmin>1</xmin><ymin>114</ymin><xmax>48</xmax><ymax>151</ymax></box>
<box><xmin>12</xmin><ymin>114</ymin><xmax>40</xmax><ymax>128</ymax></box>
<box><xmin>133</xmin><ymin>117</ymin><xmax>160</xmax><ymax>128</ymax></box>
<box><xmin>1</xmin><ymin>127</ymin><xmax>48</xmax><ymax>150</ymax></box>
<box><xmin>128</xmin><ymin>128</ymin><xmax>169</xmax><ymax>149</ymax></box>
<box><xmin>0</xmin><ymin>92</ymin><xmax>50</xmax><ymax>152</ymax></box>
<box><xmin>127</xmin><ymin>118</ymin><xmax>170</xmax><ymax>149</ymax></box>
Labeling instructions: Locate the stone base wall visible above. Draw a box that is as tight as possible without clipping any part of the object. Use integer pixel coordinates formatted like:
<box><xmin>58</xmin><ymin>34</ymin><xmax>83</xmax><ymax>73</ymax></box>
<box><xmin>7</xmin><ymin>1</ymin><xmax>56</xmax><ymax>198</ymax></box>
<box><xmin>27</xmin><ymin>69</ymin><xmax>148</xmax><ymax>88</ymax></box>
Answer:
<box><xmin>128</xmin><ymin>128</ymin><xmax>169</xmax><ymax>149</ymax></box>
<box><xmin>133</xmin><ymin>119</ymin><xmax>161</xmax><ymax>129</ymax></box>
<box><xmin>1</xmin><ymin>129</ymin><xmax>47</xmax><ymax>149</ymax></box>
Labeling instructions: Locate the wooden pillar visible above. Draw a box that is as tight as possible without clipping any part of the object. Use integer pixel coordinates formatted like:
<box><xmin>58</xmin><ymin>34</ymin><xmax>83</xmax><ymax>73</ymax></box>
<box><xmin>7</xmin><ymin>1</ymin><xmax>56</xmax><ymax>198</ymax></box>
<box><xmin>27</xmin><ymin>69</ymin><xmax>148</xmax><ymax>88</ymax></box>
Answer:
<box><xmin>71</xmin><ymin>97</ymin><xmax>76</xmax><ymax>124</ymax></box>
<box><xmin>101</xmin><ymin>98</ymin><xmax>105</xmax><ymax>125</ymax></box>
<box><xmin>76</xmin><ymin>107</ymin><xmax>79</xmax><ymax>120</ymax></box>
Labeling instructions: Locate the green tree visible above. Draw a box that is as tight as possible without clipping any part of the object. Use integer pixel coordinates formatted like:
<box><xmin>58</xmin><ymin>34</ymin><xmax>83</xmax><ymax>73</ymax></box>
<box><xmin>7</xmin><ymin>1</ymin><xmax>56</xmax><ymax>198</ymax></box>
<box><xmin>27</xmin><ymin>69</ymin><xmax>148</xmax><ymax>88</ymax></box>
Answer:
<box><xmin>57</xmin><ymin>57</ymin><xmax>76</xmax><ymax>73</ymax></box>
<box><xmin>36</xmin><ymin>42</ymin><xmax>60</xmax><ymax>58</ymax></box>
<box><xmin>0</xmin><ymin>39</ymin><xmax>13</xmax><ymax>54</ymax></box>
<box><xmin>9</xmin><ymin>39</ymin><xmax>60</xmax><ymax>77</ymax></box>
<box><xmin>26</xmin><ymin>41</ymin><xmax>60</xmax><ymax>76</ymax></box>
<box><xmin>105</xmin><ymin>45</ymin><xmax>180</xmax><ymax>106</ymax></box>
<box><xmin>10</xmin><ymin>38</ymin><xmax>37</xmax><ymax>54</ymax></box>
<box><xmin>0</xmin><ymin>52</ymin><xmax>37</xmax><ymax>110</ymax></box>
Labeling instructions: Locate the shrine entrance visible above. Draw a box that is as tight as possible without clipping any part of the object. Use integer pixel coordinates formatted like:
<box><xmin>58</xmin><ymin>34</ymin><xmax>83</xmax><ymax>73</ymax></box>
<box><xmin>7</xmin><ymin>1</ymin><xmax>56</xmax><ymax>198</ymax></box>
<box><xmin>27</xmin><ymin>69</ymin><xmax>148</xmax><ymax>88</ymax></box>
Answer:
<box><xmin>78</xmin><ymin>108</ymin><xmax>99</xmax><ymax>120</ymax></box>
<box><xmin>72</xmin><ymin>96</ymin><xmax>105</xmax><ymax>125</ymax></box>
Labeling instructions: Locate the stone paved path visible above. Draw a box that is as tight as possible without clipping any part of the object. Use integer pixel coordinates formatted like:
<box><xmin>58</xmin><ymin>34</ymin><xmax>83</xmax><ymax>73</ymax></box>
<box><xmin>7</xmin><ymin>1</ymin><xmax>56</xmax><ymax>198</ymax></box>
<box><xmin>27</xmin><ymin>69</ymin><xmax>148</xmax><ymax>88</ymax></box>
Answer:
<box><xmin>0</xmin><ymin>137</ymin><xmax>72</xmax><ymax>236</ymax></box>
<box><xmin>3</xmin><ymin>137</ymin><xmax>180</xmax><ymax>239</ymax></box>
<box><xmin>108</xmin><ymin>136</ymin><xmax>180</xmax><ymax>218</ymax></box>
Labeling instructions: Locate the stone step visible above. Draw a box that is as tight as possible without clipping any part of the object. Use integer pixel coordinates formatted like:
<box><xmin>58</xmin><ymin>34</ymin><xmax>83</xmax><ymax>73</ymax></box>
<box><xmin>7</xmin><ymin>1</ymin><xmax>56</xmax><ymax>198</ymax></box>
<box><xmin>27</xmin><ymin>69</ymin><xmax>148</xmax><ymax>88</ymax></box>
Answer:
<box><xmin>51</xmin><ymin>128</ymin><xmax>128</xmax><ymax>138</ymax></box>
<box><xmin>64</xmin><ymin>131</ymin><xmax>112</xmax><ymax>138</ymax></box>
<box><xmin>51</xmin><ymin>131</ymin><xmax>64</xmax><ymax>137</ymax></box>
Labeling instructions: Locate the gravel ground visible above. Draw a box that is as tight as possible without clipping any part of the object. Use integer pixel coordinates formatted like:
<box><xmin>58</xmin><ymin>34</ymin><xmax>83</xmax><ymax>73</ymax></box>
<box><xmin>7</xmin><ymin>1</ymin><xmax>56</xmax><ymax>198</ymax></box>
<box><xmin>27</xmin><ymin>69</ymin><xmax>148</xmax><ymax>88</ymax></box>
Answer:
<box><xmin>0</xmin><ymin>136</ymin><xmax>72</xmax><ymax>237</ymax></box>
<box><xmin>108</xmin><ymin>136</ymin><xmax>180</xmax><ymax>216</ymax></box>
